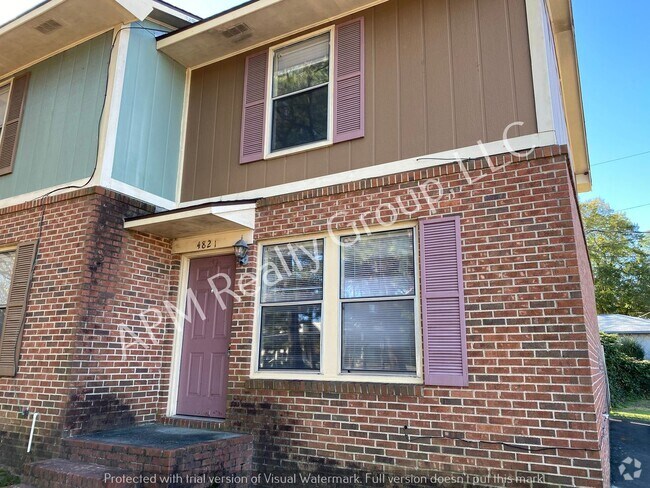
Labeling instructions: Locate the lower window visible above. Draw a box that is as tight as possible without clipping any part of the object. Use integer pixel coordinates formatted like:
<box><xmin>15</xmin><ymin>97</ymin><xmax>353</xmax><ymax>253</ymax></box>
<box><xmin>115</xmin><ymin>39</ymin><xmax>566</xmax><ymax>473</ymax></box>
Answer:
<box><xmin>0</xmin><ymin>250</ymin><xmax>16</xmax><ymax>336</ymax></box>
<box><xmin>255</xmin><ymin>227</ymin><xmax>419</xmax><ymax>380</ymax></box>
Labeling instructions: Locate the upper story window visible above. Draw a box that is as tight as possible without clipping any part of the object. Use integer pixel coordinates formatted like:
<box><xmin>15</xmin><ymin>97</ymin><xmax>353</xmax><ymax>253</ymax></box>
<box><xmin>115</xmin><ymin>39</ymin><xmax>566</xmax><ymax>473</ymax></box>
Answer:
<box><xmin>270</xmin><ymin>32</ymin><xmax>332</xmax><ymax>154</ymax></box>
<box><xmin>0</xmin><ymin>73</ymin><xmax>30</xmax><ymax>177</ymax></box>
<box><xmin>240</xmin><ymin>18</ymin><xmax>364</xmax><ymax>164</ymax></box>
<box><xmin>0</xmin><ymin>84</ymin><xmax>10</xmax><ymax>142</ymax></box>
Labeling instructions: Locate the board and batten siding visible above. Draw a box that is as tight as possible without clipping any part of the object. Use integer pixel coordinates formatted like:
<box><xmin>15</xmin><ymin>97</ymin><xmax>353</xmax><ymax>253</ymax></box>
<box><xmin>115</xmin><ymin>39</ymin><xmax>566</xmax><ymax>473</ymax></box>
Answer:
<box><xmin>111</xmin><ymin>22</ymin><xmax>186</xmax><ymax>201</ymax></box>
<box><xmin>0</xmin><ymin>32</ymin><xmax>112</xmax><ymax>200</ymax></box>
<box><xmin>180</xmin><ymin>0</ymin><xmax>537</xmax><ymax>202</ymax></box>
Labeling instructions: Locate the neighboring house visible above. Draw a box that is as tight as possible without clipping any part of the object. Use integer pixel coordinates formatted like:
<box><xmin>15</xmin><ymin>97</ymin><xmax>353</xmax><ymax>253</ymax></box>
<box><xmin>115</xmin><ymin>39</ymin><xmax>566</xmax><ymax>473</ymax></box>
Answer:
<box><xmin>599</xmin><ymin>314</ymin><xmax>650</xmax><ymax>359</ymax></box>
<box><xmin>0</xmin><ymin>0</ymin><xmax>610</xmax><ymax>487</ymax></box>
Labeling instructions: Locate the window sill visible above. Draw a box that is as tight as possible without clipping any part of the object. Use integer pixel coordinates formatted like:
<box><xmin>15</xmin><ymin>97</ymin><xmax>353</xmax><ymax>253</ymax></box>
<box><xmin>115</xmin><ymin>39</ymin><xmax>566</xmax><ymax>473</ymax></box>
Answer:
<box><xmin>249</xmin><ymin>372</ymin><xmax>422</xmax><ymax>385</ymax></box>
<box><xmin>263</xmin><ymin>139</ymin><xmax>333</xmax><ymax>160</ymax></box>
<box><xmin>245</xmin><ymin>377</ymin><xmax>422</xmax><ymax>396</ymax></box>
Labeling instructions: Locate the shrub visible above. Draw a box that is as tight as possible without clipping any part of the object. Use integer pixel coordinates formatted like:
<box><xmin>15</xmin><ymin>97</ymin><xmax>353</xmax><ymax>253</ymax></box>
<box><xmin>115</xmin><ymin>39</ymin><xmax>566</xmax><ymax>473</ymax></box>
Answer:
<box><xmin>601</xmin><ymin>332</ymin><xmax>650</xmax><ymax>406</ymax></box>
<box><xmin>619</xmin><ymin>336</ymin><xmax>646</xmax><ymax>360</ymax></box>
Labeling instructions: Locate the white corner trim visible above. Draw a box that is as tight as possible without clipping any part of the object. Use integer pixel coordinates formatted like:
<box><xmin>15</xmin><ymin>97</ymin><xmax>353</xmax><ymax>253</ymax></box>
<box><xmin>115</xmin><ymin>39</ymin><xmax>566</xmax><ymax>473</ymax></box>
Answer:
<box><xmin>106</xmin><ymin>178</ymin><xmax>176</xmax><ymax>209</ymax></box>
<box><xmin>95</xmin><ymin>26</ymin><xmax>131</xmax><ymax>188</ymax></box>
<box><xmin>178</xmin><ymin>131</ymin><xmax>558</xmax><ymax>209</ymax></box>
<box><xmin>525</xmin><ymin>0</ymin><xmax>555</xmax><ymax>134</ymax></box>
<box><xmin>174</xmin><ymin>68</ymin><xmax>192</xmax><ymax>205</ymax></box>
<box><xmin>0</xmin><ymin>178</ymin><xmax>91</xmax><ymax>209</ymax></box>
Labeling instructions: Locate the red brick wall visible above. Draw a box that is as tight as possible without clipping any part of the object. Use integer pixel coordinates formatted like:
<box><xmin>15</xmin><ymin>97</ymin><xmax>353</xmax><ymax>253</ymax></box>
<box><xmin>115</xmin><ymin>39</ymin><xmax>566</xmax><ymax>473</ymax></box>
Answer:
<box><xmin>0</xmin><ymin>188</ymin><xmax>179</xmax><ymax>467</ymax></box>
<box><xmin>219</xmin><ymin>146</ymin><xmax>608</xmax><ymax>487</ymax></box>
<box><xmin>566</xmin><ymin>171</ymin><xmax>610</xmax><ymax>486</ymax></box>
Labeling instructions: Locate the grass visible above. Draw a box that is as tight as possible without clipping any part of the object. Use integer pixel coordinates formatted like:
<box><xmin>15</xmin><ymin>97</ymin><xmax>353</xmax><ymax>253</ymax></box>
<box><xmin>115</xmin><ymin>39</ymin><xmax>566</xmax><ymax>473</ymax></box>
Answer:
<box><xmin>0</xmin><ymin>468</ymin><xmax>20</xmax><ymax>487</ymax></box>
<box><xmin>611</xmin><ymin>398</ymin><xmax>650</xmax><ymax>423</ymax></box>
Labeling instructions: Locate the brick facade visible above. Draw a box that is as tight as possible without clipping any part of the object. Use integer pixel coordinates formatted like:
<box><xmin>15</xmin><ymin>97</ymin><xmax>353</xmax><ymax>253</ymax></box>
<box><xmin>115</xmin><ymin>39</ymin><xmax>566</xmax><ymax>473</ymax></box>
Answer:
<box><xmin>0</xmin><ymin>145</ymin><xmax>608</xmax><ymax>487</ymax></box>
<box><xmin>0</xmin><ymin>188</ymin><xmax>179</xmax><ymax>467</ymax></box>
<box><xmin>215</xmin><ymin>146</ymin><xmax>609</xmax><ymax>487</ymax></box>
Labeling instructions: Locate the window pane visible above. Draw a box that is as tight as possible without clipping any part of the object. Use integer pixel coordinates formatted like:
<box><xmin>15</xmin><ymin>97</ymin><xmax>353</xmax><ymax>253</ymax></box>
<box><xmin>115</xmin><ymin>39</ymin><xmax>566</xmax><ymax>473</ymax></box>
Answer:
<box><xmin>259</xmin><ymin>304</ymin><xmax>321</xmax><ymax>370</ymax></box>
<box><xmin>0</xmin><ymin>251</ymin><xmax>16</xmax><ymax>307</ymax></box>
<box><xmin>341</xmin><ymin>229</ymin><xmax>415</xmax><ymax>299</ymax></box>
<box><xmin>341</xmin><ymin>300</ymin><xmax>416</xmax><ymax>373</ymax></box>
<box><xmin>261</xmin><ymin>239</ymin><xmax>324</xmax><ymax>303</ymax></box>
<box><xmin>273</xmin><ymin>33</ymin><xmax>329</xmax><ymax>97</ymax></box>
<box><xmin>271</xmin><ymin>86</ymin><xmax>328</xmax><ymax>152</ymax></box>
<box><xmin>0</xmin><ymin>85</ymin><xmax>9</xmax><ymax>130</ymax></box>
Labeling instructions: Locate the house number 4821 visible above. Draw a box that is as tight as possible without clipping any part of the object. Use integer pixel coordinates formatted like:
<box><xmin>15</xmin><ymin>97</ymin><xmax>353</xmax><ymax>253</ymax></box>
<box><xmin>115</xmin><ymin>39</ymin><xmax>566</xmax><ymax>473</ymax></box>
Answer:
<box><xmin>196</xmin><ymin>240</ymin><xmax>213</xmax><ymax>250</ymax></box>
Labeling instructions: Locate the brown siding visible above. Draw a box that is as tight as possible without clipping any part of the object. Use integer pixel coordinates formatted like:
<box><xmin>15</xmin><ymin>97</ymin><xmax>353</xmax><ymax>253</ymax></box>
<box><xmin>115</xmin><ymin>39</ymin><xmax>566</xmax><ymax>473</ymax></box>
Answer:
<box><xmin>181</xmin><ymin>0</ymin><xmax>537</xmax><ymax>202</ymax></box>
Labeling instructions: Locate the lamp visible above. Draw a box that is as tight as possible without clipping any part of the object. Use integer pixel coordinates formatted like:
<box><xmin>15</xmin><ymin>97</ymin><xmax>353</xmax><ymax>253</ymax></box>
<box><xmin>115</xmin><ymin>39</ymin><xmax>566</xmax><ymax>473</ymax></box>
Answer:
<box><xmin>233</xmin><ymin>237</ymin><xmax>249</xmax><ymax>265</ymax></box>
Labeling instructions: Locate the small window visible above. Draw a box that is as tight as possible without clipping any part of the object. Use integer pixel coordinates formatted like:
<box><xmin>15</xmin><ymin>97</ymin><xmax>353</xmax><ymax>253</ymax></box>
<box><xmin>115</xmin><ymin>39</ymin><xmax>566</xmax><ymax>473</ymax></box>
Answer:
<box><xmin>340</xmin><ymin>229</ymin><xmax>417</xmax><ymax>374</ymax></box>
<box><xmin>0</xmin><ymin>84</ymin><xmax>10</xmax><ymax>142</ymax></box>
<box><xmin>0</xmin><ymin>250</ymin><xmax>16</xmax><ymax>337</ymax></box>
<box><xmin>258</xmin><ymin>239</ymin><xmax>324</xmax><ymax>370</ymax></box>
<box><xmin>269</xmin><ymin>31</ymin><xmax>332</xmax><ymax>154</ymax></box>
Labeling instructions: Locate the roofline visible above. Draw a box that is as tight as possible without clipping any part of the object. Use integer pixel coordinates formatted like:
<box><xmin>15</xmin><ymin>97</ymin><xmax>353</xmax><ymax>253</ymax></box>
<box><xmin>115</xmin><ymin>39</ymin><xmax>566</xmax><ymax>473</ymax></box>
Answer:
<box><xmin>124</xmin><ymin>198</ymin><xmax>259</xmax><ymax>223</ymax></box>
<box><xmin>153</xmin><ymin>0</ymin><xmax>201</xmax><ymax>21</ymax></box>
<box><xmin>157</xmin><ymin>0</ymin><xmax>259</xmax><ymax>41</ymax></box>
<box><xmin>546</xmin><ymin>0</ymin><xmax>591</xmax><ymax>192</ymax></box>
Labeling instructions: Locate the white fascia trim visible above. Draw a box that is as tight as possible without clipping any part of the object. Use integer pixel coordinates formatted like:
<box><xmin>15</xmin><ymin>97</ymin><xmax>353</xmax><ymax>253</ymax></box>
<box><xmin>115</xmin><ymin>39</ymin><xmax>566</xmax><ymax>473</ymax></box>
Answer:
<box><xmin>116</xmin><ymin>0</ymin><xmax>154</xmax><ymax>21</ymax></box>
<box><xmin>525</xmin><ymin>0</ymin><xmax>555</xmax><ymax>133</ymax></box>
<box><xmin>124</xmin><ymin>203</ymin><xmax>256</xmax><ymax>229</ymax></box>
<box><xmin>0</xmin><ymin>178</ymin><xmax>90</xmax><ymax>209</ymax></box>
<box><xmin>152</xmin><ymin>1</ymin><xmax>200</xmax><ymax>24</ymax></box>
<box><xmin>178</xmin><ymin>131</ymin><xmax>558</xmax><ymax>209</ymax></box>
<box><xmin>106</xmin><ymin>178</ymin><xmax>176</xmax><ymax>209</ymax></box>
<box><xmin>95</xmin><ymin>26</ymin><xmax>131</xmax><ymax>188</ymax></box>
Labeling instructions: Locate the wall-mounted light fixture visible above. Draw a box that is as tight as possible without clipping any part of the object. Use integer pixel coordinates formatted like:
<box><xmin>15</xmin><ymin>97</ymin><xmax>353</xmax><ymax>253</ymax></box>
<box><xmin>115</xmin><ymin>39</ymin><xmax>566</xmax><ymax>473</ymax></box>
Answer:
<box><xmin>233</xmin><ymin>237</ymin><xmax>249</xmax><ymax>265</ymax></box>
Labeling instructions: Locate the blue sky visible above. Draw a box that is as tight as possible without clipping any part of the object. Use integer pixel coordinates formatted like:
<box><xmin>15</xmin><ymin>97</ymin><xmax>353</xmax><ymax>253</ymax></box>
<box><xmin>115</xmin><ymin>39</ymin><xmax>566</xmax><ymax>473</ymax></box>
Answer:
<box><xmin>573</xmin><ymin>0</ymin><xmax>650</xmax><ymax>230</ymax></box>
<box><xmin>1</xmin><ymin>1</ymin><xmax>647</xmax><ymax>229</ymax></box>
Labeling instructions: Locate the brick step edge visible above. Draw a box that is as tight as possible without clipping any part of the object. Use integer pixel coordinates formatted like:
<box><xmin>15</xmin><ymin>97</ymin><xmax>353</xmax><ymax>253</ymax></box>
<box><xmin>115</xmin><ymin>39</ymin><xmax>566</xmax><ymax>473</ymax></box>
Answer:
<box><xmin>23</xmin><ymin>458</ymin><xmax>139</xmax><ymax>488</ymax></box>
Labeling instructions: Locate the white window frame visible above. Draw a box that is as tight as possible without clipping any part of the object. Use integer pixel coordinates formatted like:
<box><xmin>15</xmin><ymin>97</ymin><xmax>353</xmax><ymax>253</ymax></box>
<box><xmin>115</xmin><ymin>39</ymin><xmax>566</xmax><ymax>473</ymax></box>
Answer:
<box><xmin>250</xmin><ymin>221</ymin><xmax>423</xmax><ymax>384</ymax></box>
<box><xmin>0</xmin><ymin>80</ymin><xmax>14</xmax><ymax>148</ymax></box>
<box><xmin>263</xmin><ymin>26</ymin><xmax>335</xmax><ymax>160</ymax></box>
<box><xmin>0</xmin><ymin>246</ymin><xmax>17</xmax><ymax>331</ymax></box>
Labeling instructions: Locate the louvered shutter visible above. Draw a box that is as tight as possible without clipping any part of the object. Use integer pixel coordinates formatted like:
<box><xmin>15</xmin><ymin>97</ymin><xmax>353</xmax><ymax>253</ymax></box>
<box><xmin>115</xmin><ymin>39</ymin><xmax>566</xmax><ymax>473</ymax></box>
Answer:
<box><xmin>419</xmin><ymin>216</ymin><xmax>468</xmax><ymax>386</ymax></box>
<box><xmin>0</xmin><ymin>241</ymin><xmax>37</xmax><ymax>377</ymax></box>
<box><xmin>0</xmin><ymin>73</ymin><xmax>30</xmax><ymax>176</ymax></box>
<box><xmin>334</xmin><ymin>17</ymin><xmax>364</xmax><ymax>143</ymax></box>
<box><xmin>240</xmin><ymin>51</ymin><xmax>268</xmax><ymax>164</ymax></box>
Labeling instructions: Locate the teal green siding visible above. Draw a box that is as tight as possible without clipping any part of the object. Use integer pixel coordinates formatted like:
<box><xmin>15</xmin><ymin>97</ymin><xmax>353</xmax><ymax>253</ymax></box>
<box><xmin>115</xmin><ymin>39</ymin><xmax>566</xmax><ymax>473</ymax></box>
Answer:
<box><xmin>112</xmin><ymin>22</ymin><xmax>185</xmax><ymax>201</ymax></box>
<box><xmin>0</xmin><ymin>32</ymin><xmax>112</xmax><ymax>199</ymax></box>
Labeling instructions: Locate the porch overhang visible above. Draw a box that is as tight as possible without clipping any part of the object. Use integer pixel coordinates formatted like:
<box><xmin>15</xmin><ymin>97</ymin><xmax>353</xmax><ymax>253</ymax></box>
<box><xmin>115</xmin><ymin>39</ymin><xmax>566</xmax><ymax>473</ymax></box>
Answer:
<box><xmin>546</xmin><ymin>0</ymin><xmax>591</xmax><ymax>192</ymax></box>
<box><xmin>156</xmin><ymin>0</ymin><xmax>388</xmax><ymax>69</ymax></box>
<box><xmin>0</xmin><ymin>0</ymin><xmax>153</xmax><ymax>80</ymax></box>
<box><xmin>123</xmin><ymin>202</ymin><xmax>256</xmax><ymax>239</ymax></box>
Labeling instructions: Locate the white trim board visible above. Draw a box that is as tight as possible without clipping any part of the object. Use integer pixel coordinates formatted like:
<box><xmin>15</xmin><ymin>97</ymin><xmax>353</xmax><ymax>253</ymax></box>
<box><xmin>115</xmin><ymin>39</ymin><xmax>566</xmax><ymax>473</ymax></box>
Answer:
<box><xmin>96</xmin><ymin>26</ymin><xmax>131</xmax><ymax>188</ymax></box>
<box><xmin>178</xmin><ymin>131</ymin><xmax>558</xmax><ymax>209</ymax></box>
<box><xmin>106</xmin><ymin>178</ymin><xmax>176</xmax><ymax>209</ymax></box>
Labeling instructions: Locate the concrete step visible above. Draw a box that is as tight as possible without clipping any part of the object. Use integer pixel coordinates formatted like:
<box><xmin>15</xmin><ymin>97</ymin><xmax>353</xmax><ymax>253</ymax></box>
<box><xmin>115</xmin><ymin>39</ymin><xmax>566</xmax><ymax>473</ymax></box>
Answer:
<box><xmin>23</xmin><ymin>458</ymin><xmax>139</xmax><ymax>488</ymax></box>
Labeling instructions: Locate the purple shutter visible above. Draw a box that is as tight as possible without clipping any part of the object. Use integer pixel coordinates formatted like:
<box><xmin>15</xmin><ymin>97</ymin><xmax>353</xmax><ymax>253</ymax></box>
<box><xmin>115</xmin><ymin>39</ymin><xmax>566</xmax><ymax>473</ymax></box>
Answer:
<box><xmin>419</xmin><ymin>216</ymin><xmax>468</xmax><ymax>387</ymax></box>
<box><xmin>333</xmin><ymin>17</ymin><xmax>364</xmax><ymax>143</ymax></box>
<box><xmin>240</xmin><ymin>50</ymin><xmax>268</xmax><ymax>164</ymax></box>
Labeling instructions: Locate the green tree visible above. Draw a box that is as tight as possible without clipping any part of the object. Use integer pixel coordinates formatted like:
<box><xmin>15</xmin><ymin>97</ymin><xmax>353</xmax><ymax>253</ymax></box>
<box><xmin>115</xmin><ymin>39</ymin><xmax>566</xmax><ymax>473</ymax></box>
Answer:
<box><xmin>580</xmin><ymin>198</ymin><xmax>650</xmax><ymax>315</ymax></box>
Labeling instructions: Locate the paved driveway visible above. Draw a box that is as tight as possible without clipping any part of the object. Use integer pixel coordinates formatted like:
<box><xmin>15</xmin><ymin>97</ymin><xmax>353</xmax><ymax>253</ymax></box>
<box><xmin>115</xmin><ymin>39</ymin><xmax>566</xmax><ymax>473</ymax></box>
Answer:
<box><xmin>610</xmin><ymin>419</ymin><xmax>650</xmax><ymax>487</ymax></box>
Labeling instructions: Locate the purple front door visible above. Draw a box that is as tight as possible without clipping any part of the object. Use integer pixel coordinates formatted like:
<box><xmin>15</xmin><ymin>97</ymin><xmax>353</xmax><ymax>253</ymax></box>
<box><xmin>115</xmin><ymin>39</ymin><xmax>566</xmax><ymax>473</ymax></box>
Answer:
<box><xmin>176</xmin><ymin>255</ymin><xmax>236</xmax><ymax>418</ymax></box>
